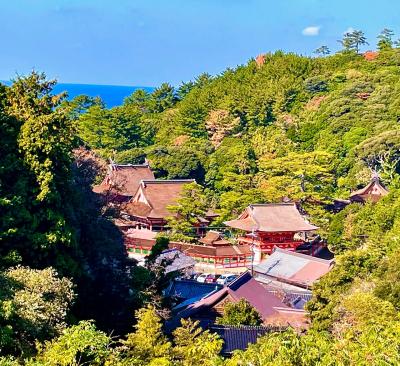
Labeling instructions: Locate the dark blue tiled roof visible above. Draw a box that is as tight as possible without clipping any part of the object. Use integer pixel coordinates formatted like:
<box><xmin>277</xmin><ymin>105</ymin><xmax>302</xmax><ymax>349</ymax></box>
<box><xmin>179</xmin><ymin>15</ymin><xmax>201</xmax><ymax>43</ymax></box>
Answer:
<box><xmin>165</xmin><ymin>280</ymin><xmax>222</xmax><ymax>300</ymax></box>
<box><xmin>228</xmin><ymin>271</ymin><xmax>252</xmax><ymax>291</ymax></box>
<box><xmin>209</xmin><ymin>325</ymin><xmax>285</xmax><ymax>354</ymax></box>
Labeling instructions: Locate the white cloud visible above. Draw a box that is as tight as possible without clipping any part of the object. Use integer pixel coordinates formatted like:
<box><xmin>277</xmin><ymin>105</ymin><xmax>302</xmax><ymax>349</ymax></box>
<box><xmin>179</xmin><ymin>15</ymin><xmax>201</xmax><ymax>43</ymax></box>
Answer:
<box><xmin>344</xmin><ymin>27</ymin><xmax>355</xmax><ymax>34</ymax></box>
<box><xmin>302</xmin><ymin>26</ymin><xmax>321</xmax><ymax>36</ymax></box>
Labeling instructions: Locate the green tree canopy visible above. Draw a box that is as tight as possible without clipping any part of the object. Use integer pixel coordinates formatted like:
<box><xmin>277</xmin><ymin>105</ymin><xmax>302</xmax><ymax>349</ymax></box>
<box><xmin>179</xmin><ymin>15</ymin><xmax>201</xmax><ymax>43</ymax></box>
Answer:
<box><xmin>314</xmin><ymin>45</ymin><xmax>330</xmax><ymax>56</ymax></box>
<box><xmin>339</xmin><ymin>29</ymin><xmax>369</xmax><ymax>53</ymax></box>
<box><xmin>0</xmin><ymin>267</ymin><xmax>75</xmax><ymax>356</ymax></box>
<box><xmin>166</xmin><ymin>183</ymin><xmax>208</xmax><ymax>242</ymax></box>
<box><xmin>377</xmin><ymin>28</ymin><xmax>395</xmax><ymax>51</ymax></box>
<box><xmin>216</xmin><ymin>299</ymin><xmax>262</xmax><ymax>326</ymax></box>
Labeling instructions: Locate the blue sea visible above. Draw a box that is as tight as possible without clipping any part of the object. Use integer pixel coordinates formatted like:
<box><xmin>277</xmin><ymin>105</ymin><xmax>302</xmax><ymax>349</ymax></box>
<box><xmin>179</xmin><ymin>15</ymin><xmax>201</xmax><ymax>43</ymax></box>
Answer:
<box><xmin>1</xmin><ymin>81</ymin><xmax>154</xmax><ymax>108</ymax></box>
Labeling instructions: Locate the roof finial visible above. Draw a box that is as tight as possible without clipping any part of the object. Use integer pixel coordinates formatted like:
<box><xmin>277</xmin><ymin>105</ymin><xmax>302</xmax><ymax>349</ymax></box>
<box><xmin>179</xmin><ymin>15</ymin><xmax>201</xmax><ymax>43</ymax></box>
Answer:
<box><xmin>109</xmin><ymin>157</ymin><xmax>116</xmax><ymax>170</ymax></box>
<box><xmin>371</xmin><ymin>170</ymin><xmax>379</xmax><ymax>181</ymax></box>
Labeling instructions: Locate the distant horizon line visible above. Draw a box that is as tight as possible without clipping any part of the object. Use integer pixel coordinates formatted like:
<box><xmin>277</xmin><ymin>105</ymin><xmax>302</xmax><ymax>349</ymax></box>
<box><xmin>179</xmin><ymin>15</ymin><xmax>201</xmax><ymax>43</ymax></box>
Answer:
<box><xmin>1</xmin><ymin>80</ymin><xmax>155</xmax><ymax>89</ymax></box>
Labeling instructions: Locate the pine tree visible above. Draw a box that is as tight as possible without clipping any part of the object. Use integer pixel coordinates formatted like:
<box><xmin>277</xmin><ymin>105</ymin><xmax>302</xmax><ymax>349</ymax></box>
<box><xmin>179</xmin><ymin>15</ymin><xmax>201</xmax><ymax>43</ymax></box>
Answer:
<box><xmin>339</xmin><ymin>30</ymin><xmax>369</xmax><ymax>53</ymax></box>
<box><xmin>314</xmin><ymin>45</ymin><xmax>330</xmax><ymax>56</ymax></box>
<box><xmin>377</xmin><ymin>28</ymin><xmax>395</xmax><ymax>51</ymax></box>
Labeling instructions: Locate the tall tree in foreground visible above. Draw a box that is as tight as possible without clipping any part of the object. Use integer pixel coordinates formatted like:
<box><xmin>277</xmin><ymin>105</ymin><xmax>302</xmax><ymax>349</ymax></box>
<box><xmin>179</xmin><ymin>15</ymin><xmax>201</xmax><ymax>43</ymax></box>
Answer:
<box><xmin>173</xmin><ymin>319</ymin><xmax>223</xmax><ymax>366</ymax></box>
<box><xmin>30</xmin><ymin>321</ymin><xmax>111</xmax><ymax>366</ymax></box>
<box><xmin>0</xmin><ymin>82</ymin><xmax>25</xmax><ymax>268</ymax></box>
<box><xmin>0</xmin><ymin>267</ymin><xmax>75</xmax><ymax>357</ymax></box>
<box><xmin>116</xmin><ymin>306</ymin><xmax>172</xmax><ymax>364</ymax></box>
<box><xmin>1</xmin><ymin>72</ymin><xmax>79</xmax><ymax>273</ymax></box>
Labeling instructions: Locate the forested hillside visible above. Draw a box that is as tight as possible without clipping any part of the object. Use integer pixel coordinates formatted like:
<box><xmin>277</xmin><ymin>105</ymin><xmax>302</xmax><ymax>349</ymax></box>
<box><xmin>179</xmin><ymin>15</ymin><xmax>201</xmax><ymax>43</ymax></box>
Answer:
<box><xmin>1</xmin><ymin>29</ymin><xmax>400</xmax><ymax>364</ymax></box>
<box><xmin>77</xmin><ymin>37</ymin><xmax>400</xmax><ymax>228</ymax></box>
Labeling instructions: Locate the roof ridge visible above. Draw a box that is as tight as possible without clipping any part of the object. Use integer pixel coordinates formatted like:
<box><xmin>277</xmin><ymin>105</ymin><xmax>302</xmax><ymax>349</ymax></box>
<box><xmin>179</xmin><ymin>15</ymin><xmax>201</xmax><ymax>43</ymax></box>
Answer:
<box><xmin>227</xmin><ymin>271</ymin><xmax>251</xmax><ymax>289</ymax></box>
<box><xmin>172</xmin><ymin>242</ymin><xmax>218</xmax><ymax>250</ymax></box>
<box><xmin>272</xmin><ymin>306</ymin><xmax>306</xmax><ymax>313</ymax></box>
<box><xmin>209</xmin><ymin>325</ymin><xmax>278</xmax><ymax>330</ymax></box>
<box><xmin>250</xmin><ymin>203</ymin><xmax>295</xmax><ymax>207</ymax></box>
<box><xmin>247</xmin><ymin>207</ymin><xmax>260</xmax><ymax>231</ymax></box>
<box><xmin>272</xmin><ymin>248</ymin><xmax>334</xmax><ymax>264</ymax></box>
<box><xmin>111</xmin><ymin>163</ymin><xmax>150</xmax><ymax>168</ymax></box>
<box><xmin>141</xmin><ymin>179</ymin><xmax>195</xmax><ymax>185</ymax></box>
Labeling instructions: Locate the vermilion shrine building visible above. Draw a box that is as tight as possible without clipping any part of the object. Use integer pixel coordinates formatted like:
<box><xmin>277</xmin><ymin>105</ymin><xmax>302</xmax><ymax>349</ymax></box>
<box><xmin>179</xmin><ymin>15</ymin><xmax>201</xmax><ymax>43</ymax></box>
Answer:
<box><xmin>125</xmin><ymin>229</ymin><xmax>253</xmax><ymax>269</ymax></box>
<box><xmin>93</xmin><ymin>163</ymin><xmax>322</xmax><ymax>269</ymax></box>
<box><xmin>93</xmin><ymin>164</ymin><xmax>215</xmax><ymax>232</ymax></box>
<box><xmin>224</xmin><ymin>203</ymin><xmax>319</xmax><ymax>262</ymax></box>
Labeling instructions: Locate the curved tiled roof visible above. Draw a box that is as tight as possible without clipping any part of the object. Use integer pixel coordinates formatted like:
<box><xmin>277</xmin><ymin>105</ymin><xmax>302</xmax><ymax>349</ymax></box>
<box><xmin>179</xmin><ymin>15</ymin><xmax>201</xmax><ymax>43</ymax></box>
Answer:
<box><xmin>126</xmin><ymin>180</ymin><xmax>195</xmax><ymax>219</ymax></box>
<box><xmin>124</xmin><ymin>230</ymin><xmax>251</xmax><ymax>258</ymax></box>
<box><xmin>172</xmin><ymin>242</ymin><xmax>252</xmax><ymax>257</ymax></box>
<box><xmin>225</xmin><ymin>203</ymin><xmax>318</xmax><ymax>232</ymax></box>
<box><xmin>349</xmin><ymin>176</ymin><xmax>388</xmax><ymax>202</ymax></box>
<box><xmin>93</xmin><ymin>164</ymin><xmax>154</xmax><ymax>196</ymax></box>
<box><xmin>124</xmin><ymin>201</ymin><xmax>152</xmax><ymax>217</ymax></box>
<box><xmin>126</xmin><ymin>228</ymin><xmax>157</xmax><ymax>240</ymax></box>
<box><xmin>210</xmin><ymin>325</ymin><xmax>283</xmax><ymax>354</ymax></box>
<box><xmin>199</xmin><ymin>231</ymin><xmax>230</xmax><ymax>246</ymax></box>
<box><xmin>155</xmin><ymin>248</ymin><xmax>196</xmax><ymax>274</ymax></box>
<box><xmin>170</xmin><ymin>272</ymin><xmax>308</xmax><ymax>332</ymax></box>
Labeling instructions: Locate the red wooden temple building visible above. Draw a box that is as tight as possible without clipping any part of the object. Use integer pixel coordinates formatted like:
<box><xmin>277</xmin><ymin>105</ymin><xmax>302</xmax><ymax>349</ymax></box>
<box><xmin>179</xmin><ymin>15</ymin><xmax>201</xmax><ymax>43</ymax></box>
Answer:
<box><xmin>93</xmin><ymin>163</ymin><xmax>216</xmax><ymax>232</ymax></box>
<box><xmin>122</xmin><ymin>179</ymin><xmax>217</xmax><ymax>232</ymax></box>
<box><xmin>125</xmin><ymin>229</ymin><xmax>253</xmax><ymax>269</ymax></box>
<box><xmin>178</xmin><ymin>230</ymin><xmax>252</xmax><ymax>268</ymax></box>
<box><xmin>224</xmin><ymin>203</ymin><xmax>318</xmax><ymax>263</ymax></box>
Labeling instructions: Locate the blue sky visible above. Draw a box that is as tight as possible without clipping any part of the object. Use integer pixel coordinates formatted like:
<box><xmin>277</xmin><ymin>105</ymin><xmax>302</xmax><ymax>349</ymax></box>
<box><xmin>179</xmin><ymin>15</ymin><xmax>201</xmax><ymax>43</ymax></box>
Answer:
<box><xmin>1</xmin><ymin>0</ymin><xmax>399</xmax><ymax>86</ymax></box>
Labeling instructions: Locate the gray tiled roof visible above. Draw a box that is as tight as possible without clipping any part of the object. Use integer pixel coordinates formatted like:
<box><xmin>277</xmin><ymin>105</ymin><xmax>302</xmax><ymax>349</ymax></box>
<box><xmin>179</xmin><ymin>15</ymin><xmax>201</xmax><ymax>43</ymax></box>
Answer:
<box><xmin>156</xmin><ymin>249</ymin><xmax>196</xmax><ymax>274</ymax></box>
<box><xmin>253</xmin><ymin>248</ymin><xmax>334</xmax><ymax>287</ymax></box>
<box><xmin>209</xmin><ymin>325</ymin><xmax>285</xmax><ymax>354</ymax></box>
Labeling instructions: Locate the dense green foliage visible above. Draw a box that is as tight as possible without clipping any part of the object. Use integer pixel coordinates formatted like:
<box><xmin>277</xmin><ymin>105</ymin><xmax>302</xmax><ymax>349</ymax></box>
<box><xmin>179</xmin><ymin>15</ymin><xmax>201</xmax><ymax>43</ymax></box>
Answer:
<box><xmin>216</xmin><ymin>299</ymin><xmax>262</xmax><ymax>326</ymax></box>
<box><xmin>77</xmin><ymin>41</ymin><xmax>400</xmax><ymax>228</ymax></box>
<box><xmin>2</xmin><ymin>28</ymin><xmax>400</xmax><ymax>364</ymax></box>
<box><xmin>166</xmin><ymin>182</ymin><xmax>208</xmax><ymax>242</ymax></box>
<box><xmin>74</xmin><ymin>35</ymin><xmax>400</xmax><ymax>363</ymax></box>
<box><xmin>0</xmin><ymin>73</ymin><xmax>157</xmax><ymax>359</ymax></box>
<box><xmin>0</xmin><ymin>73</ymin><xmax>77</xmax><ymax>272</ymax></box>
<box><xmin>20</xmin><ymin>307</ymin><xmax>223</xmax><ymax>366</ymax></box>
